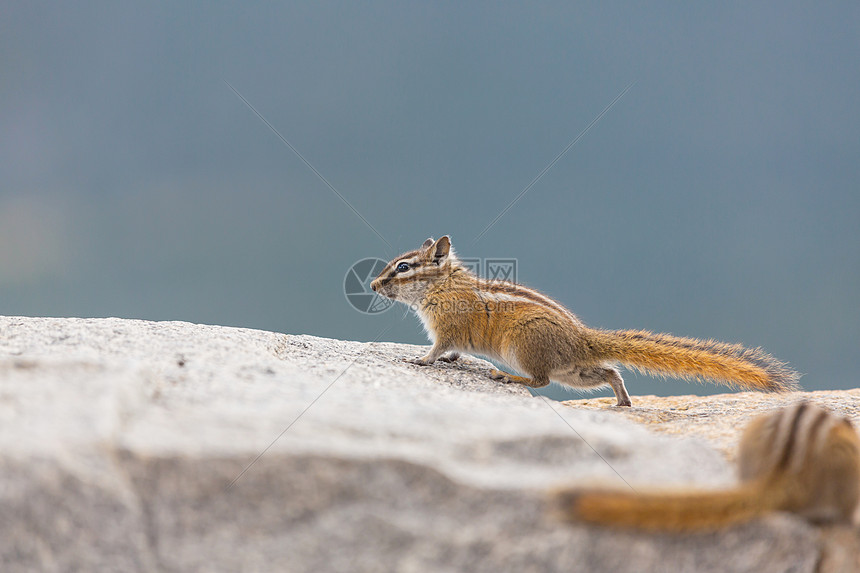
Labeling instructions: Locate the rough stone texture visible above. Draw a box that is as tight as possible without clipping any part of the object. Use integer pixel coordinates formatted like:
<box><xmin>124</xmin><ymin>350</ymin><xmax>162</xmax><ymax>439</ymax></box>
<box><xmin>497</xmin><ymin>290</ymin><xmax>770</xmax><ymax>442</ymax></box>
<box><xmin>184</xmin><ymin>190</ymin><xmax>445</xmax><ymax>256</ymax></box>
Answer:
<box><xmin>564</xmin><ymin>390</ymin><xmax>860</xmax><ymax>460</ymax></box>
<box><xmin>0</xmin><ymin>316</ymin><xmax>855</xmax><ymax>572</ymax></box>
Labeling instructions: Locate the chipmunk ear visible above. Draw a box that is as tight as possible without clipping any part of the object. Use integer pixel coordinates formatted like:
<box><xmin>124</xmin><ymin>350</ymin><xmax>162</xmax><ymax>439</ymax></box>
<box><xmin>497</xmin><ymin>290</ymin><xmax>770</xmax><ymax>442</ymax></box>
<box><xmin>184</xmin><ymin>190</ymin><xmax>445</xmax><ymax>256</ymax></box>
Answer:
<box><xmin>421</xmin><ymin>237</ymin><xmax>435</xmax><ymax>249</ymax></box>
<box><xmin>431</xmin><ymin>236</ymin><xmax>451</xmax><ymax>264</ymax></box>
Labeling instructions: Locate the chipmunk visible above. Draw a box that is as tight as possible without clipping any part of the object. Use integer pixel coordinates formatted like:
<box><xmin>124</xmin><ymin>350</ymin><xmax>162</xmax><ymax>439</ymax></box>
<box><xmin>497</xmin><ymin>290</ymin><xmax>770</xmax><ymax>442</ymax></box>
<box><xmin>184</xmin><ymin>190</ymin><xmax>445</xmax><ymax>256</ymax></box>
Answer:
<box><xmin>370</xmin><ymin>236</ymin><xmax>799</xmax><ymax>406</ymax></box>
<box><xmin>553</xmin><ymin>402</ymin><xmax>860</xmax><ymax>530</ymax></box>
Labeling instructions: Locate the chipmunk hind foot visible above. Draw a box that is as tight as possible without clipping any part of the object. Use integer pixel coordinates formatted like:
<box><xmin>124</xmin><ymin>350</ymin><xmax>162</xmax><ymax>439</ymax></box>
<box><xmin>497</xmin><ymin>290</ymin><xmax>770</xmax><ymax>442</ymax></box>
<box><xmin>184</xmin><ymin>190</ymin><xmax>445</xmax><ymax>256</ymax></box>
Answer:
<box><xmin>553</xmin><ymin>366</ymin><xmax>632</xmax><ymax>407</ymax></box>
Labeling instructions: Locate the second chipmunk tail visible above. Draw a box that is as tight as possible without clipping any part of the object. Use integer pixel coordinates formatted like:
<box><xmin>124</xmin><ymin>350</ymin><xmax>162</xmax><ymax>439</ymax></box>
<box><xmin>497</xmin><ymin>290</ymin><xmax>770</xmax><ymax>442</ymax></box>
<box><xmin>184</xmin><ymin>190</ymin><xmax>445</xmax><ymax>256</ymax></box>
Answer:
<box><xmin>587</xmin><ymin>329</ymin><xmax>800</xmax><ymax>392</ymax></box>
<box><xmin>553</xmin><ymin>483</ymin><xmax>778</xmax><ymax>532</ymax></box>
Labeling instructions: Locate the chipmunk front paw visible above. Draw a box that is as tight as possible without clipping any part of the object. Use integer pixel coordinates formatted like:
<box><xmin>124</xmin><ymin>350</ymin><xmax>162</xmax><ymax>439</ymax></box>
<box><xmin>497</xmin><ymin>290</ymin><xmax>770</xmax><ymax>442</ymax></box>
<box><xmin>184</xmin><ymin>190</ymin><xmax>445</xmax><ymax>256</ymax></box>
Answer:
<box><xmin>407</xmin><ymin>356</ymin><xmax>433</xmax><ymax>366</ymax></box>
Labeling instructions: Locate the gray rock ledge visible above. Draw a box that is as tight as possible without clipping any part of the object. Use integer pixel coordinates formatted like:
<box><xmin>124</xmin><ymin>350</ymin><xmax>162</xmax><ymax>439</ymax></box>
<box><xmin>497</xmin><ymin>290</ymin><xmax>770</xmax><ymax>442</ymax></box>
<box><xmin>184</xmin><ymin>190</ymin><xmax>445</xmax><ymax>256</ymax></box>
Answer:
<box><xmin>0</xmin><ymin>317</ymin><xmax>845</xmax><ymax>572</ymax></box>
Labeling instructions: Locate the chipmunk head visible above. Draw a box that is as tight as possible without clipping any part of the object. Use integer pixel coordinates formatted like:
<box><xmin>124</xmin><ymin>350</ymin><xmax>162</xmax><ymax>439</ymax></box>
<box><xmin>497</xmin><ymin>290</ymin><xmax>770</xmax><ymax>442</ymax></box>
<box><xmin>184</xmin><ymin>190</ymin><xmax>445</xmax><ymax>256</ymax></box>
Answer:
<box><xmin>370</xmin><ymin>236</ymin><xmax>457</xmax><ymax>305</ymax></box>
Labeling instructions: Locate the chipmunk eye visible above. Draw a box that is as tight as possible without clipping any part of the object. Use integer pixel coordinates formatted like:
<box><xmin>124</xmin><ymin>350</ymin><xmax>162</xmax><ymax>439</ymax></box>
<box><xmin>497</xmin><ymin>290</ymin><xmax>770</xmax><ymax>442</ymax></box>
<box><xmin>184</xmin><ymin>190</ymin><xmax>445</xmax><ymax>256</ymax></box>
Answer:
<box><xmin>396</xmin><ymin>262</ymin><xmax>410</xmax><ymax>273</ymax></box>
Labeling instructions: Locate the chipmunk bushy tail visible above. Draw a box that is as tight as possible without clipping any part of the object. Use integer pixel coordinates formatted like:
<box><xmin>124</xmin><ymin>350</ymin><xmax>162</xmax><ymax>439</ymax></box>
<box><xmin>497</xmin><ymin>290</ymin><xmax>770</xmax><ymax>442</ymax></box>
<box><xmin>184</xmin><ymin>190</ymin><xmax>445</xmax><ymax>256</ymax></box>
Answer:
<box><xmin>586</xmin><ymin>329</ymin><xmax>800</xmax><ymax>392</ymax></box>
<box><xmin>555</xmin><ymin>482</ymin><xmax>783</xmax><ymax>532</ymax></box>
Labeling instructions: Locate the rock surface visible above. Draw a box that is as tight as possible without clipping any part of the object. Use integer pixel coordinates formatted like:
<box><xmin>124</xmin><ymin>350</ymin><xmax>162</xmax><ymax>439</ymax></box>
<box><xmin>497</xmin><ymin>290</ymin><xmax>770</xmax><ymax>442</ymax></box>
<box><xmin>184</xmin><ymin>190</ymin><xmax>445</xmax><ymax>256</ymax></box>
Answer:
<box><xmin>565</xmin><ymin>390</ymin><xmax>860</xmax><ymax>459</ymax></box>
<box><xmin>0</xmin><ymin>316</ymin><xmax>856</xmax><ymax>572</ymax></box>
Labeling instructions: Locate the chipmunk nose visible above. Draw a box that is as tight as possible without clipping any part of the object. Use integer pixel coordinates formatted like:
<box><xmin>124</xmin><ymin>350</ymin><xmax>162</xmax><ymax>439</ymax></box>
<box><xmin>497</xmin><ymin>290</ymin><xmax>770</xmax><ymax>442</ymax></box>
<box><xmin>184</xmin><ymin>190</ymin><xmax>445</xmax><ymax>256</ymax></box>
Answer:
<box><xmin>370</xmin><ymin>279</ymin><xmax>379</xmax><ymax>292</ymax></box>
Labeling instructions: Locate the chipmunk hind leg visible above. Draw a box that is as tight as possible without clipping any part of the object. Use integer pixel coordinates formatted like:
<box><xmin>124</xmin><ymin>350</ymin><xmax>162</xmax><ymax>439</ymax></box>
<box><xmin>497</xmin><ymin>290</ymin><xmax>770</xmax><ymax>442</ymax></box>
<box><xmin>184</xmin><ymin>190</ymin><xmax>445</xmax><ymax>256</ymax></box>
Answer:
<box><xmin>553</xmin><ymin>366</ymin><xmax>632</xmax><ymax>407</ymax></box>
<box><xmin>487</xmin><ymin>337</ymin><xmax>552</xmax><ymax>388</ymax></box>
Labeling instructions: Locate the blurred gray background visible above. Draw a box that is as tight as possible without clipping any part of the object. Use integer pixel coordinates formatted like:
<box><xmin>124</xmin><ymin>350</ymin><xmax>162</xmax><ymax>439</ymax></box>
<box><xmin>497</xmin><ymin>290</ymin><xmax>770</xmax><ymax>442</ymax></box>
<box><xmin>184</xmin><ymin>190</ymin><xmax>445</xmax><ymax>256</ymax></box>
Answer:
<box><xmin>2</xmin><ymin>3</ymin><xmax>858</xmax><ymax>400</ymax></box>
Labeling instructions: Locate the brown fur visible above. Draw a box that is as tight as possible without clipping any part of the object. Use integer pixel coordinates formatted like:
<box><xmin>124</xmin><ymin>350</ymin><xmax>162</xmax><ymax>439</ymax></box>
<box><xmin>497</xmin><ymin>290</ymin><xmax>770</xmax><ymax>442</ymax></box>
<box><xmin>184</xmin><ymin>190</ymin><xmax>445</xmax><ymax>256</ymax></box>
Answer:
<box><xmin>553</xmin><ymin>403</ymin><xmax>860</xmax><ymax>531</ymax></box>
<box><xmin>370</xmin><ymin>236</ymin><xmax>800</xmax><ymax>407</ymax></box>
